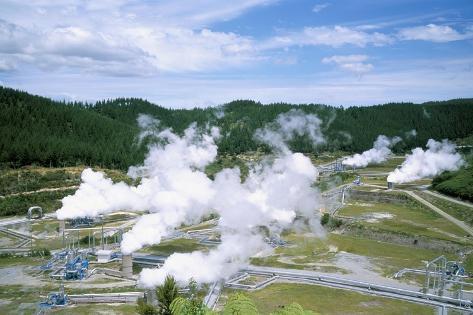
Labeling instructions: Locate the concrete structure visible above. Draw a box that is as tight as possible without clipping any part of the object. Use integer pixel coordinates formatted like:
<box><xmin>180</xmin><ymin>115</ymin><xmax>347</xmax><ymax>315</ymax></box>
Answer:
<box><xmin>387</xmin><ymin>182</ymin><xmax>394</xmax><ymax>190</ymax></box>
<box><xmin>121</xmin><ymin>254</ymin><xmax>133</xmax><ymax>278</ymax></box>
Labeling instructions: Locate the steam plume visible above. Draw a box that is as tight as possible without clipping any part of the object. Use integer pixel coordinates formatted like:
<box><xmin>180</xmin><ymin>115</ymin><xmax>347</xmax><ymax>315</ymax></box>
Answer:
<box><xmin>57</xmin><ymin>120</ymin><xmax>220</xmax><ymax>254</ymax></box>
<box><xmin>254</xmin><ymin>109</ymin><xmax>325</xmax><ymax>153</ymax></box>
<box><xmin>387</xmin><ymin>139</ymin><xmax>464</xmax><ymax>183</ymax></box>
<box><xmin>57</xmin><ymin>111</ymin><xmax>324</xmax><ymax>287</ymax></box>
<box><xmin>342</xmin><ymin>135</ymin><xmax>401</xmax><ymax>168</ymax></box>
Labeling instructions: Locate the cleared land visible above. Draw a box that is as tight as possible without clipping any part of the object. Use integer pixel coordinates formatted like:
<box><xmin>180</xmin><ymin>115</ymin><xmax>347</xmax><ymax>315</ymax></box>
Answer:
<box><xmin>227</xmin><ymin>283</ymin><xmax>434</xmax><ymax>315</ymax></box>
<box><xmin>339</xmin><ymin>198</ymin><xmax>469</xmax><ymax>242</ymax></box>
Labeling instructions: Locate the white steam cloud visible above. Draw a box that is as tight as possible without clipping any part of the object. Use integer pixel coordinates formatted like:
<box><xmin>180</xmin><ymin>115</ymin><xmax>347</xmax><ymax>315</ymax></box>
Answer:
<box><xmin>342</xmin><ymin>135</ymin><xmax>401</xmax><ymax>168</ymax></box>
<box><xmin>254</xmin><ymin>109</ymin><xmax>325</xmax><ymax>153</ymax></box>
<box><xmin>57</xmin><ymin>111</ymin><xmax>324</xmax><ymax>287</ymax></box>
<box><xmin>405</xmin><ymin>129</ymin><xmax>417</xmax><ymax>138</ymax></box>
<box><xmin>387</xmin><ymin>139</ymin><xmax>464</xmax><ymax>184</ymax></box>
<box><xmin>57</xmin><ymin>118</ymin><xmax>220</xmax><ymax>254</ymax></box>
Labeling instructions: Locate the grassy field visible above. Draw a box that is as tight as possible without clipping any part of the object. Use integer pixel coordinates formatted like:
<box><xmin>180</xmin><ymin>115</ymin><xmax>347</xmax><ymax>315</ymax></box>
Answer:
<box><xmin>338</xmin><ymin>199</ymin><xmax>468</xmax><ymax>242</ymax></box>
<box><xmin>141</xmin><ymin>238</ymin><xmax>210</xmax><ymax>256</ymax></box>
<box><xmin>0</xmin><ymin>166</ymin><xmax>134</xmax><ymax>194</ymax></box>
<box><xmin>0</xmin><ymin>166</ymin><xmax>135</xmax><ymax>217</ymax></box>
<box><xmin>53</xmin><ymin>304</ymin><xmax>138</xmax><ymax>314</ymax></box>
<box><xmin>356</xmin><ymin>156</ymin><xmax>405</xmax><ymax>173</ymax></box>
<box><xmin>228</xmin><ymin>283</ymin><xmax>434</xmax><ymax>315</ymax></box>
<box><xmin>0</xmin><ymin>188</ymin><xmax>77</xmax><ymax>216</ymax></box>
<box><xmin>416</xmin><ymin>191</ymin><xmax>473</xmax><ymax>226</ymax></box>
<box><xmin>251</xmin><ymin>232</ymin><xmax>451</xmax><ymax>276</ymax></box>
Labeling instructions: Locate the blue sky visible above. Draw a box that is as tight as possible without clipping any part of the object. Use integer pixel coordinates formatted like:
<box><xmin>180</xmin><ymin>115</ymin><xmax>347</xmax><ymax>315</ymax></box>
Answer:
<box><xmin>0</xmin><ymin>0</ymin><xmax>472</xmax><ymax>108</ymax></box>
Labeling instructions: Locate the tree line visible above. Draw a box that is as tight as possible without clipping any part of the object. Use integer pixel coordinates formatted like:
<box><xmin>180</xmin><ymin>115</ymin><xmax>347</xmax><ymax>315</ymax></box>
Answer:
<box><xmin>1</xmin><ymin>86</ymin><xmax>472</xmax><ymax>170</ymax></box>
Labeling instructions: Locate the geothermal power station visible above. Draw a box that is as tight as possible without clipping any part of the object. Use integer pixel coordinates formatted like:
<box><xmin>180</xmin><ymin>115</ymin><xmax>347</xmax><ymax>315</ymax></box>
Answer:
<box><xmin>0</xmin><ymin>110</ymin><xmax>471</xmax><ymax>315</ymax></box>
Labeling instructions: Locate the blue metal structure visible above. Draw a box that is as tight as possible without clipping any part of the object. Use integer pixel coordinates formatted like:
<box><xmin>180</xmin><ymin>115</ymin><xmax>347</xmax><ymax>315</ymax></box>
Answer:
<box><xmin>39</xmin><ymin>285</ymin><xmax>68</xmax><ymax>308</ymax></box>
<box><xmin>64</xmin><ymin>254</ymin><xmax>89</xmax><ymax>280</ymax></box>
<box><xmin>69</xmin><ymin>217</ymin><xmax>94</xmax><ymax>228</ymax></box>
<box><xmin>353</xmin><ymin>176</ymin><xmax>362</xmax><ymax>185</ymax></box>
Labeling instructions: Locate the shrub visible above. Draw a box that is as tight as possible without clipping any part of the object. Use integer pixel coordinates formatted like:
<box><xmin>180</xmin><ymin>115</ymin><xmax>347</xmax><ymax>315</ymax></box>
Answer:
<box><xmin>320</xmin><ymin>213</ymin><xmax>330</xmax><ymax>226</ymax></box>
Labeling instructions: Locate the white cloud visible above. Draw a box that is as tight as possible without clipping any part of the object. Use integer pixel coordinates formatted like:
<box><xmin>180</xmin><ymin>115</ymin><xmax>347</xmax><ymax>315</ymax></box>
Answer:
<box><xmin>10</xmin><ymin>57</ymin><xmax>472</xmax><ymax>108</ymax></box>
<box><xmin>312</xmin><ymin>3</ymin><xmax>330</xmax><ymax>13</ymax></box>
<box><xmin>0</xmin><ymin>1</ymin><xmax>271</xmax><ymax>75</ymax></box>
<box><xmin>0</xmin><ymin>58</ymin><xmax>15</xmax><ymax>71</ymax></box>
<box><xmin>398</xmin><ymin>24</ymin><xmax>473</xmax><ymax>42</ymax></box>
<box><xmin>0</xmin><ymin>22</ymin><xmax>259</xmax><ymax>76</ymax></box>
<box><xmin>262</xmin><ymin>26</ymin><xmax>393</xmax><ymax>49</ymax></box>
<box><xmin>0</xmin><ymin>1</ymin><xmax>395</xmax><ymax>76</ymax></box>
<box><xmin>322</xmin><ymin>54</ymin><xmax>373</xmax><ymax>75</ymax></box>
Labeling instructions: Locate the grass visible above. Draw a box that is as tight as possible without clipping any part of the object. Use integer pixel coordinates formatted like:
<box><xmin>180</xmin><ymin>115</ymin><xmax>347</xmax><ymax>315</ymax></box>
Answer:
<box><xmin>0</xmin><ymin>284</ymin><xmax>50</xmax><ymax>314</ymax></box>
<box><xmin>464</xmin><ymin>253</ymin><xmax>473</xmax><ymax>272</ymax></box>
<box><xmin>0</xmin><ymin>284</ymin><xmax>140</xmax><ymax>314</ymax></box>
<box><xmin>339</xmin><ymin>198</ymin><xmax>468</xmax><ymax>242</ymax></box>
<box><xmin>0</xmin><ymin>188</ymin><xmax>77</xmax><ymax>216</ymax></box>
<box><xmin>0</xmin><ymin>166</ymin><xmax>134</xmax><ymax>196</ymax></box>
<box><xmin>230</xmin><ymin>283</ymin><xmax>434</xmax><ymax>315</ymax></box>
<box><xmin>0</xmin><ymin>166</ymin><xmax>136</xmax><ymax>217</ymax></box>
<box><xmin>0</xmin><ymin>255</ymin><xmax>41</xmax><ymax>267</ymax></box>
<box><xmin>52</xmin><ymin>304</ymin><xmax>138</xmax><ymax>314</ymax></box>
<box><xmin>141</xmin><ymin>238</ymin><xmax>209</xmax><ymax>256</ymax></box>
<box><xmin>252</xmin><ymin>232</ymin><xmax>453</xmax><ymax>276</ymax></box>
<box><xmin>205</xmin><ymin>155</ymin><xmax>250</xmax><ymax>180</ymax></box>
<box><xmin>356</xmin><ymin>156</ymin><xmax>405</xmax><ymax>174</ymax></box>
<box><xmin>417</xmin><ymin>191</ymin><xmax>473</xmax><ymax>226</ymax></box>
<box><xmin>179</xmin><ymin>220</ymin><xmax>217</xmax><ymax>232</ymax></box>
<box><xmin>0</xmin><ymin>167</ymin><xmax>80</xmax><ymax>196</ymax></box>
<box><xmin>32</xmin><ymin>219</ymin><xmax>59</xmax><ymax>234</ymax></box>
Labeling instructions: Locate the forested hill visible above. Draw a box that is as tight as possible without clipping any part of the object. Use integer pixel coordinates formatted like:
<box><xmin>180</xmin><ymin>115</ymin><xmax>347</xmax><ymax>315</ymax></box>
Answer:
<box><xmin>1</xmin><ymin>86</ymin><xmax>472</xmax><ymax>169</ymax></box>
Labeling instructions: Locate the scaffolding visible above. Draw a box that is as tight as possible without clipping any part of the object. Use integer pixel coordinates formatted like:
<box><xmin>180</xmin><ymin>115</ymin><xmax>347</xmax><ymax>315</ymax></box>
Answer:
<box><xmin>395</xmin><ymin>255</ymin><xmax>471</xmax><ymax>307</ymax></box>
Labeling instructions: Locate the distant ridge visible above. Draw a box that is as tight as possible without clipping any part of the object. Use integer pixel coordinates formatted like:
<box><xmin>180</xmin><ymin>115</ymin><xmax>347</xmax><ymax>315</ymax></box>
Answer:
<box><xmin>1</xmin><ymin>85</ymin><xmax>472</xmax><ymax>169</ymax></box>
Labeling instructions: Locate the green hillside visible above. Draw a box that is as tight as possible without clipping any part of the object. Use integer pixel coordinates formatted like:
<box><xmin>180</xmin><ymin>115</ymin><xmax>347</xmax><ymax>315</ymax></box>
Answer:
<box><xmin>1</xmin><ymin>86</ymin><xmax>473</xmax><ymax>169</ymax></box>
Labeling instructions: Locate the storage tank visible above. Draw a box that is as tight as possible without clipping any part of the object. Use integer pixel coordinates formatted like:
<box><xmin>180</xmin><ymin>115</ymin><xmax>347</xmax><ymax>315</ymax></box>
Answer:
<box><xmin>121</xmin><ymin>254</ymin><xmax>133</xmax><ymax>278</ymax></box>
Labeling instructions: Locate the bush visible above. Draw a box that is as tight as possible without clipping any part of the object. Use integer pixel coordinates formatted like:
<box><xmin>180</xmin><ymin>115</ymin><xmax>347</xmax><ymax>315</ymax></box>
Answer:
<box><xmin>0</xmin><ymin>189</ymin><xmax>76</xmax><ymax>216</ymax></box>
<box><xmin>321</xmin><ymin>213</ymin><xmax>343</xmax><ymax>229</ymax></box>
<box><xmin>431</xmin><ymin>156</ymin><xmax>473</xmax><ymax>202</ymax></box>
<box><xmin>328</xmin><ymin>217</ymin><xmax>343</xmax><ymax>229</ymax></box>
<box><xmin>136</xmin><ymin>298</ymin><xmax>158</xmax><ymax>315</ymax></box>
<box><xmin>320</xmin><ymin>213</ymin><xmax>330</xmax><ymax>226</ymax></box>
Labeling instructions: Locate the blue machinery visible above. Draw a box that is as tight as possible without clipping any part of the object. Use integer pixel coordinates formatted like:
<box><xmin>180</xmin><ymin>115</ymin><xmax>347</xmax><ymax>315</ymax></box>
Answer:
<box><xmin>39</xmin><ymin>285</ymin><xmax>68</xmax><ymax>309</ymax></box>
<box><xmin>45</xmin><ymin>250</ymin><xmax>90</xmax><ymax>280</ymax></box>
<box><xmin>352</xmin><ymin>175</ymin><xmax>362</xmax><ymax>186</ymax></box>
<box><xmin>69</xmin><ymin>217</ymin><xmax>94</xmax><ymax>228</ymax></box>
<box><xmin>64</xmin><ymin>253</ymin><xmax>89</xmax><ymax>280</ymax></box>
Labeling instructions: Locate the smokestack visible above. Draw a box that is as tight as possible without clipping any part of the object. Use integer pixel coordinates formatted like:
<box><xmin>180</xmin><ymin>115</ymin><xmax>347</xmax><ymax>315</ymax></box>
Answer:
<box><xmin>59</xmin><ymin>220</ymin><xmax>65</xmax><ymax>233</ymax></box>
<box><xmin>121</xmin><ymin>254</ymin><xmax>133</xmax><ymax>278</ymax></box>
<box><xmin>59</xmin><ymin>220</ymin><xmax>66</xmax><ymax>246</ymax></box>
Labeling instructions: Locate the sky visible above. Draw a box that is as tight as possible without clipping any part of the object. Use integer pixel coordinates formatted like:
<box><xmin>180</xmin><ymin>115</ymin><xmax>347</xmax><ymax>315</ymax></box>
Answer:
<box><xmin>0</xmin><ymin>0</ymin><xmax>472</xmax><ymax>108</ymax></box>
